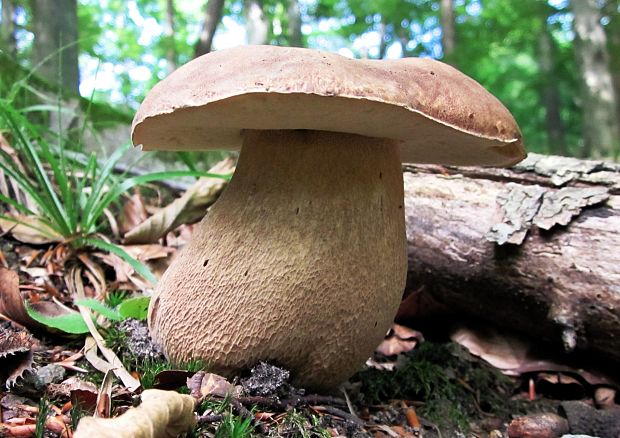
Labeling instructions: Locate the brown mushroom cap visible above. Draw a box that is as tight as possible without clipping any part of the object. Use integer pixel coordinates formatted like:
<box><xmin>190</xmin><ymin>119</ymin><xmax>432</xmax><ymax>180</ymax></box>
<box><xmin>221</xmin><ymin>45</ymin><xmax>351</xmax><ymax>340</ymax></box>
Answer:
<box><xmin>132</xmin><ymin>45</ymin><xmax>525</xmax><ymax>167</ymax></box>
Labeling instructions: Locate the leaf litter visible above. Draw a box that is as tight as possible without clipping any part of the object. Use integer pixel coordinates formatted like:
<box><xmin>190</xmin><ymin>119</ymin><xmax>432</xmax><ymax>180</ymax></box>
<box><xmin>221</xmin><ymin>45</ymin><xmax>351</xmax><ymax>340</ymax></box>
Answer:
<box><xmin>1</xmin><ymin>153</ymin><xmax>619</xmax><ymax>437</ymax></box>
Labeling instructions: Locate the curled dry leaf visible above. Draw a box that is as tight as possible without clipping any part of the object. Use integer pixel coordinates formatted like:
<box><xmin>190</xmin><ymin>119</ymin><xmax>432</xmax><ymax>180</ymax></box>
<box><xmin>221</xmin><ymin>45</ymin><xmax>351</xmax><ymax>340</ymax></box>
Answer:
<box><xmin>375</xmin><ymin>324</ymin><xmax>423</xmax><ymax>357</ymax></box>
<box><xmin>123</xmin><ymin>158</ymin><xmax>234</xmax><ymax>244</ymax></box>
<box><xmin>451</xmin><ymin>325</ymin><xmax>532</xmax><ymax>372</ymax></box>
<box><xmin>0</xmin><ymin>216</ymin><xmax>63</xmax><ymax>244</ymax></box>
<box><xmin>188</xmin><ymin>371</ymin><xmax>242</xmax><ymax>400</ymax></box>
<box><xmin>451</xmin><ymin>324</ymin><xmax>620</xmax><ymax>388</ymax></box>
<box><xmin>120</xmin><ymin>191</ymin><xmax>149</xmax><ymax>235</ymax></box>
<box><xmin>47</xmin><ymin>377</ymin><xmax>98</xmax><ymax>411</ymax></box>
<box><xmin>74</xmin><ymin>389</ymin><xmax>196</xmax><ymax>438</ymax></box>
<box><xmin>0</xmin><ymin>323</ymin><xmax>34</xmax><ymax>387</ymax></box>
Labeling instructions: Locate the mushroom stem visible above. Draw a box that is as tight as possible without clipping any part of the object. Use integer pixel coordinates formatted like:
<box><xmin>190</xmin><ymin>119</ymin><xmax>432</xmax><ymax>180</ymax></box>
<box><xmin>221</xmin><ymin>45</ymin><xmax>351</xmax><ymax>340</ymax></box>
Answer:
<box><xmin>148</xmin><ymin>129</ymin><xmax>407</xmax><ymax>389</ymax></box>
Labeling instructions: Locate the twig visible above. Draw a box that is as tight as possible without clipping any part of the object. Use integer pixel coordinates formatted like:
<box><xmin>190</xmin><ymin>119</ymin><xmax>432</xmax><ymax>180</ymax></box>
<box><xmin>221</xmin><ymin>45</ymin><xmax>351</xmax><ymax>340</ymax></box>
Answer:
<box><xmin>236</xmin><ymin>394</ymin><xmax>347</xmax><ymax>410</ymax></box>
<box><xmin>196</xmin><ymin>414</ymin><xmax>224</xmax><ymax>424</ymax></box>
<box><xmin>228</xmin><ymin>398</ymin><xmax>266</xmax><ymax>434</ymax></box>
<box><xmin>313</xmin><ymin>405</ymin><xmax>365</xmax><ymax>427</ymax></box>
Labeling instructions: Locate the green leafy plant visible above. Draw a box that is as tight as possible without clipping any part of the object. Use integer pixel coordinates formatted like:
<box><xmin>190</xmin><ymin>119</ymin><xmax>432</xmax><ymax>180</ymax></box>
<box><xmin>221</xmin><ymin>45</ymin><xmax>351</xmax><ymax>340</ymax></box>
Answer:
<box><xmin>24</xmin><ymin>296</ymin><xmax>148</xmax><ymax>334</ymax></box>
<box><xmin>25</xmin><ymin>302</ymin><xmax>89</xmax><ymax>334</ymax></box>
<box><xmin>0</xmin><ymin>99</ymin><xmax>230</xmax><ymax>284</ymax></box>
<box><xmin>105</xmin><ymin>290</ymin><xmax>129</xmax><ymax>308</ymax></box>
<box><xmin>118</xmin><ymin>296</ymin><xmax>150</xmax><ymax>320</ymax></box>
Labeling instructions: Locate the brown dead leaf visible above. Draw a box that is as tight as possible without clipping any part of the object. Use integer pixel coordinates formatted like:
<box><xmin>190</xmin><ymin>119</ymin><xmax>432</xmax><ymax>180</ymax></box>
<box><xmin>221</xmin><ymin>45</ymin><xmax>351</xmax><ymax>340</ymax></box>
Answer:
<box><xmin>0</xmin><ymin>216</ymin><xmax>63</xmax><ymax>244</ymax></box>
<box><xmin>47</xmin><ymin>377</ymin><xmax>98</xmax><ymax>401</ymax></box>
<box><xmin>120</xmin><ymin>191</ymin><xmax>149</xmax><ymax>235</ymax></box>
<box><xmin>375</xmin><ymin>324</ymin><xmax>423</xmax><ymax>357</ymax></box>
<box><xmin>0</xmin><ymin>324</ymin><xmax>34</xmax><ymax>387</ymax></box>
<box><xmin>0</xmin><ymin>268</ymin><xmax>30</xmax><ymax>326</ymax></box>
<box><xmin>74</xmin><ymin>389</ymin><xmax>196</xmax><ymax>438</ymax></box>
<box><xmin>450</xmin><ymin>325</ymin><xmax>532</xmax><ymax>372</ymax></box>
<box><xmin>124</xmin><ymin>158</ymin><xmax>234</xmax><ymax>244</ymax></box>
<box><xmin>188</xmin><ymin>371</ymin><xmax>241</xmax><ymax>400</ymax></box>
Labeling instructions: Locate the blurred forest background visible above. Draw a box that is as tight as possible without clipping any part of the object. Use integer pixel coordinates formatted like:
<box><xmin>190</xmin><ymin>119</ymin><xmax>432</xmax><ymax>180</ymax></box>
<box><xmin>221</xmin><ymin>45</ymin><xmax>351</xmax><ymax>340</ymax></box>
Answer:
<box><xmin>1</xmin><ymin>0</ymin><xmax>619</xmax><ymax>160</ymax></box>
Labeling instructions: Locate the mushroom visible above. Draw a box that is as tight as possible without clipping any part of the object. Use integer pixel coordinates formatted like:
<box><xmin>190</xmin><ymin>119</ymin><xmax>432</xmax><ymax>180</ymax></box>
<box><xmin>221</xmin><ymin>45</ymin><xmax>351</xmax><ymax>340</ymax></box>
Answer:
<box><xmin>132</xmin><ymin>45</ymin><xmax>525</xmax><ymax>390</ymax></box>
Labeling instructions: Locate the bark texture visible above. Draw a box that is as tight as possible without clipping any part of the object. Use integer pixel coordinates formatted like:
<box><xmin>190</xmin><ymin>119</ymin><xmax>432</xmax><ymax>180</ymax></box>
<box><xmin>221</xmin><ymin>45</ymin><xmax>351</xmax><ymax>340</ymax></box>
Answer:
<box><xmin>571</xmin><ymin>0</ymin><xmax>620</xmax><ymax>158</ymax></box>
<box><xmin>403</xmin><ymin>153</ymin><xmax>620</xmax><ymax>365</ymax></box>
<box><xmin>440</xmin><ymin>0</ymin><xmax>455</xmax><ymax>63</ymax></box>
<box><xmin>31</xmin><ymin>0</ymin><xmax>79</xmax><ymax>93</ymax></box>
<box><xmin>194</xmin><ymin>0</ymin><xmax>225</xmax><ymax>57</ymax></box>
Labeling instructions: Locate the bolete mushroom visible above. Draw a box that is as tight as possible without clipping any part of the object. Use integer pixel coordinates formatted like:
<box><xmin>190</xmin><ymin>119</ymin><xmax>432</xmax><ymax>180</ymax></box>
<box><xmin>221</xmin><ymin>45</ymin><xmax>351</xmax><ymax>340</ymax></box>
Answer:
<box><xmin>132</xmin><ymin>45</ymin><xmax>525</xmax><ymax>390</ymax></box>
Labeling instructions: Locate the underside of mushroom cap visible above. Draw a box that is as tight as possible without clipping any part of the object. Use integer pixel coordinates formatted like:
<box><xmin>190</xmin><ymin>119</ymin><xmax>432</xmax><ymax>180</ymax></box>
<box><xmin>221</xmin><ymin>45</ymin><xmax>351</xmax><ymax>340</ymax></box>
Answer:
<box><xmin>132</xmin><ymin>45</ymin><xmax>525</xmax><ymax>167</ymax></box>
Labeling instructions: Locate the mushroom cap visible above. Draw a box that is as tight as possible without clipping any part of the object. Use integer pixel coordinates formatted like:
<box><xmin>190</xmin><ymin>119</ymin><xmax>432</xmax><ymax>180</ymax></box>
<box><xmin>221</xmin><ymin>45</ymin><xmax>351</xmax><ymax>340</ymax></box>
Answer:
<box><xmin>132</xmin><ymin>45</ymin><xmax>525</xmax><ymax>166</ymax></box>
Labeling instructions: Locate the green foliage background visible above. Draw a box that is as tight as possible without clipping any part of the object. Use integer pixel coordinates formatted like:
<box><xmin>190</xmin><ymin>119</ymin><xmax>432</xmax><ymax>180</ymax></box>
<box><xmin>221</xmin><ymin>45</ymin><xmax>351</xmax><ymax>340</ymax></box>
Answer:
<box><xmin>1</xmin><ymin>0</ymin><xmax>620</xmax><ymax>158</ymax></box>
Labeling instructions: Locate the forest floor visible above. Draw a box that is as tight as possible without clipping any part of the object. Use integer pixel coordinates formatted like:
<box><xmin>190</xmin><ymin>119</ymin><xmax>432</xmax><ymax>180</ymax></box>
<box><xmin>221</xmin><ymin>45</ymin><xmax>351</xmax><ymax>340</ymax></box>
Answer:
<box><xmin>2</xmin><ymin>230</ymin><xmax>618</xmax><ymax>438</ymax></box>
<box><xmin>1</xmin><ymin>154</ymin><xmax>619</xmax><ymax>438</ymax></box>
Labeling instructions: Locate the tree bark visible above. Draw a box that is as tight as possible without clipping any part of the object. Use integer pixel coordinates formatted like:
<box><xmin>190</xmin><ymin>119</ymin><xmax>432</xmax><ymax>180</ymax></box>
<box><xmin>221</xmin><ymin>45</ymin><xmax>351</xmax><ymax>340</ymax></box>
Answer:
<box><xmin>194</xmin><ymin>0</ymin><xmax>225</xmax><ymax>57</ymax></box>
<box><xmin>571</xmin><ymin>0</ymin><xmax>620</xmax><ymax>158</ymax></box>
<box><xmin>604</xmin><ymin>4</ymin><xmax>620</xmax><ymax>129</ymax></box>
<box><xmin>402</xmin><ymin>153</ymin><xmax>620</xmax><ymax>366</ymax></box>
<box><xmin>537</xmin><ymin>21</ymin><xmax>567</xmax><ymax>155</ymax></box>
<box><xmin>440</xmin><ymin>0</ymin><xmax>455</xmax><ymax>63</ymax></box>
<box><xmin>287</xmin><ymin>0</ymin><xmax>303</xmax><ymax>47</ymax></box>
<box><xmin>164</xmin><ymin>0</ymin><xmax>177</xmax><ymax>73</ymax></box>
<box><xmin>0</xmin><ymin>0</ymin><xmax>17</xmax><ymax>57</ymax></box>
<box><xmin>244</xmin><ymin>0</ymin><xmax>269</xmax><ymax>45</ymax></box>
<box><xmin>30</xmin><ymin>0</ymin><xmax>79</xmax><ymax>93</ymax></box>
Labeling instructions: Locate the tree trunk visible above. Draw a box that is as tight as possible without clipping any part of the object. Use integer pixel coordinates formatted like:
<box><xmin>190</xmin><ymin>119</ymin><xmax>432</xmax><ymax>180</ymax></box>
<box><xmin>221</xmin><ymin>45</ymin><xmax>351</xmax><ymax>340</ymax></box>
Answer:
<box><xmin>30</xmin><ymin>0</ymin><xmax>79</xmax><ymax>94</ymax></box>
<box><xmin>287</xmin><ymin>0</ymin><xmax>303</xmax><ymax>47</ymax></box>
<box><xmin>194</xmin><ymin>0</ymin><xmax>225</xmax><ymax>57</ymax></box>
<box><xmin>440</xmin><ymin>0</ymin><xmax>455</xmax><ymax>63</ymax></box>
<box><xmin>244</xmin><ymin>0</ymin><xmax>269</xmax><ymax>45</ymax></box>
<box><xmin>0</xmin><ymin>0</ymin><xmax>17</xmax><ymax>57</ymax></box>
<box><xmin>604</xmin><ymin>5</ymin><xmax>620</xmax><ymax>130</ymax></box>
<box><xmin>537</xmin><ymin>22</ymin><xmax>567</xmax><ymax>155</ymax></box>
<box><xmin>164</xmin><ymin>0</ymin><xmax>177</xmax><ymax>73</ymax></box>
<box><xmin>571</xmin><ymin>0</ymin><xmax>620</xmax><ymax>159</ymax></box>
<box><xmin>402</xmin><ymin>154</ymin><xmax>620</xmax><ymax>367</ymax></box>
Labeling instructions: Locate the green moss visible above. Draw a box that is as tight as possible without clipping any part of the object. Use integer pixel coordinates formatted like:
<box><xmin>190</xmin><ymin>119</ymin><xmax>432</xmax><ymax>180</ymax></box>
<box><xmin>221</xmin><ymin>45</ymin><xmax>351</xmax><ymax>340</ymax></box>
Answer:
<box><xmin>352</xmin><ymin>342</ymin><xmax>519</xmax><ymax>433</ymax></box>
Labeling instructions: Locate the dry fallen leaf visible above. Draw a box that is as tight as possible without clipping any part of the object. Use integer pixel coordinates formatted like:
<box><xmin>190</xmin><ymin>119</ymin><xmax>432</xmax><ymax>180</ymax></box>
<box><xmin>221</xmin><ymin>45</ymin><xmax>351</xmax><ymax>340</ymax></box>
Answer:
<box><xmin>0</xmin><ymin>216</ymin><xmax>63</xmax><ymax>244</ymax></box>
<box><xmin>74</xmin><ymin>389</ymin><xmax>196</xmax><ymax>438</ymax></box>
<box><xmin>450</xmin><ymin>325</ymin><xmax>533</xmax><ymax>372</ymax></box>
<box><xmin>120</xmin><ymin>191</ymin><xmax>149</xmax><ymax>235</ymax></box>
<box><xmin>0</xmin><ymin>323</ymin><xmax>35</xmax><ymax>387</ymax></box>
<box><xmin>188</xmin><ymin>371</ymin><xmax>241</xmax><ymax>400</ymax></box>
<box><xmin>375</xmin><ymin>324</ymin><xmax>423</xmax><ymax>357</ymax></box>
<box><xmin>124</xmin><ymin>159</ymin><xmax>234</xmax><ymax>244</ymax></box>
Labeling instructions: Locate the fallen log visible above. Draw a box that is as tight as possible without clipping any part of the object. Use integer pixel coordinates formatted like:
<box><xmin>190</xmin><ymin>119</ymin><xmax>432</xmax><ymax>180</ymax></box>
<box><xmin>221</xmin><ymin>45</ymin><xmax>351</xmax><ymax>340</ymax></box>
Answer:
<box><xmin>402</xmin><ymin>153</ymin><xmax>620</xmax><ymax>366</ymax></box>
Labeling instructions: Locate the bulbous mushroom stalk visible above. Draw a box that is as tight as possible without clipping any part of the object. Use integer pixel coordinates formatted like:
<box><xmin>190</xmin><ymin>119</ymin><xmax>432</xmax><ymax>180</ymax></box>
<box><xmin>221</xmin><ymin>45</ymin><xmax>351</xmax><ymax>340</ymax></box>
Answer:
<box><xmin>149</xmin><ymin>130</ymin><xmax>407</xmax><ymax>389</ymax></box>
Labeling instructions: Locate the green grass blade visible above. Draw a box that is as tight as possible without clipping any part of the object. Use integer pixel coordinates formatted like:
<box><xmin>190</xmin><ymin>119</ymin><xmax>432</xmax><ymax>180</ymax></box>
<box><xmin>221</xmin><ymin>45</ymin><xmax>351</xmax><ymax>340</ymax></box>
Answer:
<box><xmin>80</xmin><ymin>237</ymin><xmax>157</xmax><ymax>285</ymax></box>
<box><xmin>74</xmin><ymin>298</ymin><xmax>123</xmax><ymax>321</ymax></box>
<box><xmin>0</xmin><ymin>194</ymin><xmax>36</xmax><ymax>215</ymax></box>
<box><xmin>0</xmin><ymin>213</ymin><xmax>63</xmax><ymax>240</ymax></box>
<box><xmin>0</xmin><ymin>104</ymin><xmax>71</xmax><ymax>233</ymax></box>
<box><xmin>81</xmin><ymin>142</ymin><xmax>130</xmax><ymax>230</ymax></box>
<box><xmin>85</xmin><ymin>170</ymin><xmax>229</xmax><ymax>231</ymax></box>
